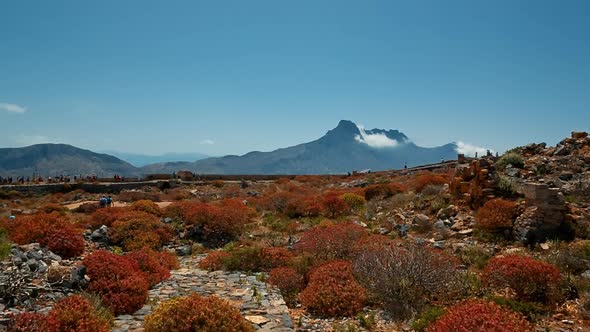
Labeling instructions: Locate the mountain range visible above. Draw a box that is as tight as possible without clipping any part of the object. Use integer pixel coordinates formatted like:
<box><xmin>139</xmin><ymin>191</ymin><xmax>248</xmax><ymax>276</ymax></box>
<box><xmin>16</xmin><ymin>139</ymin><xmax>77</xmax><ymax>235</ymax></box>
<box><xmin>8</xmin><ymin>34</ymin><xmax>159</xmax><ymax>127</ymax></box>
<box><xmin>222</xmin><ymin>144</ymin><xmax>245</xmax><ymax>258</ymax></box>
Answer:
<box><xmin>0</xmin><ymin>120</ymin><xmax>465</xmax><ymax>177</ymax></box>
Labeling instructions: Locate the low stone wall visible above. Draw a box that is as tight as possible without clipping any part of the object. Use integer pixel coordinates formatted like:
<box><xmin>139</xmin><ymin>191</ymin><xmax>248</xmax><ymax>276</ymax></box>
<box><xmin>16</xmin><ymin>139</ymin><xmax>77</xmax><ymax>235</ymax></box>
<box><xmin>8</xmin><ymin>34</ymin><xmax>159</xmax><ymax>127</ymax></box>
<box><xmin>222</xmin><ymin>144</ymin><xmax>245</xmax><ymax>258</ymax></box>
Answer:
<box><xmin>0</xmin><ymin>180</ymin><xmax>175</xmax><ymax>195</ymax></box>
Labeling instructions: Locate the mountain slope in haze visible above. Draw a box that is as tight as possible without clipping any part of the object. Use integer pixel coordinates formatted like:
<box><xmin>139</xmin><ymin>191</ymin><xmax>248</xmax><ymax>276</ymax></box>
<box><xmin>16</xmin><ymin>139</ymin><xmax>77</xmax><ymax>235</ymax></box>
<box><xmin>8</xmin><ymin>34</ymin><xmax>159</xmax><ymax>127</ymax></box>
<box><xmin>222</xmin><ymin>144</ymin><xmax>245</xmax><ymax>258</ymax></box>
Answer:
<box><xmin>102</xmin><ymin>151</ymin><xmax>209</xmax><ymax>167</ymax></box>
<box><xmin>0</xmin><ymin>144</ymin><xmax>139</xmax><ymax>178</ymax></box>
<box><xmin>141</xmin><ymin>120</ymin><xmax>460</xmax><ymax>175</ymax></box>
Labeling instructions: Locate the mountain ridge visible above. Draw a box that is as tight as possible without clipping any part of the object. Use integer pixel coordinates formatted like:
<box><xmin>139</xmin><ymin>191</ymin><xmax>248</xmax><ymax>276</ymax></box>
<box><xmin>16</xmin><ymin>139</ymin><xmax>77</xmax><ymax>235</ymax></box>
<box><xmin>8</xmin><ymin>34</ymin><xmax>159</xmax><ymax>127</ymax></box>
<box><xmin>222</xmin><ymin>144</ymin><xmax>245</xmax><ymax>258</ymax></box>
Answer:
<box><xmin>1</xmin><ymin>121</ymin><xmax>466</xmax><ymax>177</ymax></box>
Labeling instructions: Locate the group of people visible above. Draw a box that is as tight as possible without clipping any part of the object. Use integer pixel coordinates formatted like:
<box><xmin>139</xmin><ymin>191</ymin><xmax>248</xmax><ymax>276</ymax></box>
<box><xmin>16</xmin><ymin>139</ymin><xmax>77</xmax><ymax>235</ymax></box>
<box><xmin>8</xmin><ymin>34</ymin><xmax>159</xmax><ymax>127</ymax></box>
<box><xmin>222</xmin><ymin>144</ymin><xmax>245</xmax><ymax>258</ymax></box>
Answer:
<box><xmin>99</xmin><ymin>196</ymin><xmax>113</xmax><ymax>208</ymax></box>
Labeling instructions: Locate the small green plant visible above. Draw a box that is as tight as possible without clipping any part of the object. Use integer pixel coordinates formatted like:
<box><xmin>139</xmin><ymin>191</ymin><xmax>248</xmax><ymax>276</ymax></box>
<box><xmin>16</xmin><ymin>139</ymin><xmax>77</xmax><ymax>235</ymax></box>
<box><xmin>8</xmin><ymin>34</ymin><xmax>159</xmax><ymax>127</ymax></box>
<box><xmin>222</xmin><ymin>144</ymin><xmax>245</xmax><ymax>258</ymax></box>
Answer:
<box><xmin>411</xmin><ymin>306</ymin><xmax>445</xmax><ymax>332</ymax></box>
<box><xmin>262</xmin><ymin>214</ymin><xmax>289</xmax><ymax>232</ymax></box>
<box><xmin>497</xmin><ymin>152</ymin><xmax>525</xmax><ymax>169</ymax></box>
<box><xmin>333</xmin><ymin>322</ymin><xmax>360</xmax><ymax>332</ymax></box>
<box><xmin>496</xmin><ymin>175</ymin><xmax>517</xmax><ymax>196</ymax></box>
<box><xmin>356</xmin><ymin>311</ymin><xmax>376</xmax><ymax>330</ymax></box>
<box><xmin>489</xmin><ymin>296</ymin><xmax>548</xmax><ymax>322</ymax></box>
<box><xmin>459</xmin><ymin>246</ymin><xmax>492</xmax><ymax>269</ymax></box>
<box><xmin>0</xmin><ymin>229</ymin><xmax>11</xmax><ymax>260</ymax></box>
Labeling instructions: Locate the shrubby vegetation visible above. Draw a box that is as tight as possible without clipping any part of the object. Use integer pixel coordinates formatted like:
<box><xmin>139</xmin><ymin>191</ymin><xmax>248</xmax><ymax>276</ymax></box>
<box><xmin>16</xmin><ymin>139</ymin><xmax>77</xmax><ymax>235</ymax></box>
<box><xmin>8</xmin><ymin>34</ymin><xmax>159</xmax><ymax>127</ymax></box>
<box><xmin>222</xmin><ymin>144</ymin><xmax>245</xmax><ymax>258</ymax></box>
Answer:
<box><xmin>425</xmin><ymin>300</ymin><xmax>531</xmax><ymax>332</ymax></box>
<box><xmin>144</xmin><ymin>293</ymin><xmax>254</xmax><ymax>332</ymax></box>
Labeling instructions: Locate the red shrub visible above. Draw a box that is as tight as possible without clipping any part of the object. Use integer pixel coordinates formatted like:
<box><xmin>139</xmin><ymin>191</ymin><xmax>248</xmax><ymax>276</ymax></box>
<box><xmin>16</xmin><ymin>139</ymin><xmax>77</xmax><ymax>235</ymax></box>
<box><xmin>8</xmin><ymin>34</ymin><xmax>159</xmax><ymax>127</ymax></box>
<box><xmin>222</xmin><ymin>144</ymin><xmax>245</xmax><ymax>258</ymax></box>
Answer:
<box><xmin>45</xmin><ymin>295</ymin><xmax>111</xmax><ymax>332</ymax></box>
<box><xmin>4</xmin><ymin>213</ymin><xmax>84</xmax><ymax>259</ymax></box>
<box><xmin>352</xmin><ymin>234</ymin><xmax>395</xmax><ymax>255</ymax></box>
<box><xmin>9</xmin><ymin>296</ymin><xmax>112</xmax><ymax>332</ymax></box>
<box><xmin>484</xmin><ymin>255</ymin><xmax>562</xmax><ymax>304</ymax></box>
<box><xmin>364</xmin><ymin>183</ymin><xmax>406</xmax><ymax>201</ymax></box>
<box><xmin>294</xmin><ymin>222</ymin><xmax>367</xmax><ymax>261</ymax></box>
<box><xmin>322</xmin><ymin>194</ymin><xmax>349</xmax><ymax>218</ymax></box>
<box><xmin>165</xmin><ymin>199</ymin><xmax>254</xmax><ymax>248</ymax></box>
<box><xmin>144</xmin><ymin>293</ymin><xmax>254</xmax><ymax>332</ymax></box>
<box><xmin>158</xmin><ymin>250</ymin><xmax>180</xmax><ymax>270</ymax></box>
<box><xmin>426</xmin><ymin>300</ymin><xmax>531</xmax><ymax>332</ymax></box>
<box><xmin>109</xmin><ymin>213</ymin><xmax>173</xmax><ymax>251</ymax></box>
<box><xmin>476</xmin><ymin>198</ymin><xmax>518</xmax><ymax>232</ymax></box>
<box><xmin>8</xmin><ymin>312</ymin><xmax>45</xmax><ymax>332</ymax></box>
<box><xmin>198</xmin><ymin>251</ymin><xmax>231</xmax><ymax>271</ymax></box>
<box><xmin>88</xmin><ymin>207</ymin><xmax>153</xmax><ymax>229</ymax></box>
<box><xmin>269</xmin><ymin>267</ymin><xmax>304</xmax><ymax>306</ymax></box>
<box><xmin>299</xmin><ymin>260</ymin><xmax>366</xmax><ymax>317</ymax></box>
<box><xmin>131</xmin><ymin>200</ymin><xmax>162</xmax><ymax>216</ymax></box>
<box><xmin>39</xmin><ymin>203</ymin><xmax>67</xmax><ymax>214</ymax></box>
<box><xmin>44</xmin><ymin>226</ymin><xmax>85</xmax><ymax>259</ymax></box>
<box><xmin>411</xmin><ymin>171</ymin><xmax>448</xmax><ymax>193</ymax></box>
<box><xmin>83</xmin><ymin>250</ymin><xmax>150</xmax><ymax>315</ymax></box>
<box><xmin>261</xmin><ymin>247</ymin><xmax>295</xmax><ymax>269</ymax></box>
<box><xmin>127</xmin><ymin>248</ymin><xmax>171</xmax><ymax>286</ymax></box>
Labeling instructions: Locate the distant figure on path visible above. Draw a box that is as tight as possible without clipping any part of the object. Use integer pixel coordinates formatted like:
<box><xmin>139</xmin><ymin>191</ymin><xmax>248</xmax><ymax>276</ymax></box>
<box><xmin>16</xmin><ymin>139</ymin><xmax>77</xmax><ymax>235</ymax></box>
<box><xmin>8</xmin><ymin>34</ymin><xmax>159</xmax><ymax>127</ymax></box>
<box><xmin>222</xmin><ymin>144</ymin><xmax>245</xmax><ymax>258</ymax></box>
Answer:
<box><xmin>99</xmin><ymin>196</ymin><xmax>108</xmax><ymax>208</ymax></box>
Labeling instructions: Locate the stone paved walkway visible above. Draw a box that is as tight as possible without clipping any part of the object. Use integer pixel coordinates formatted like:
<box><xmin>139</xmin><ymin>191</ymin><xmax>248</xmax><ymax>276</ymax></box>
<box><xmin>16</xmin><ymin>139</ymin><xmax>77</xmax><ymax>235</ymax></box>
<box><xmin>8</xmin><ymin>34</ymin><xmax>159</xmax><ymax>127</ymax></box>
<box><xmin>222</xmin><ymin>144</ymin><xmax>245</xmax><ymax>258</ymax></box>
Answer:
<box><xmin>112</xmin><ymin>255</ymin><xmax>294</xmax><ymax>332</ymax></box>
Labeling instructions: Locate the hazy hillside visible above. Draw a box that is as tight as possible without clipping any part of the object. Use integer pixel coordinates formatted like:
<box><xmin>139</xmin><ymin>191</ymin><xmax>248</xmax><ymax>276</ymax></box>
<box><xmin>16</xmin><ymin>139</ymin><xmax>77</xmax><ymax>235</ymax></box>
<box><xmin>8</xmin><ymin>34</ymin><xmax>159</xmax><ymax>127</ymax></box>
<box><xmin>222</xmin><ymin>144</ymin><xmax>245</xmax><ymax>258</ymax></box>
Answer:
<box><xmin>0</xmin><ymin>144</ymin><xmax>139</xmax><ymax>178</ymax></box>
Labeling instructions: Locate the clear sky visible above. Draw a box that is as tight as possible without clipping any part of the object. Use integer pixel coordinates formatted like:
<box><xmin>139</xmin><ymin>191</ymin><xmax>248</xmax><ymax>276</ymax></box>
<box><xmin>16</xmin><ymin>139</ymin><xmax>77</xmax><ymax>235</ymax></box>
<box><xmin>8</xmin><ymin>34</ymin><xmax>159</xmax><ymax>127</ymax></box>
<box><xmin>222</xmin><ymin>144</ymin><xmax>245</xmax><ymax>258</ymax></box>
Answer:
<box><xmin>1</xmin><ymin>0</ymin><xmax>589</xmax><ymax>156</ymax></box>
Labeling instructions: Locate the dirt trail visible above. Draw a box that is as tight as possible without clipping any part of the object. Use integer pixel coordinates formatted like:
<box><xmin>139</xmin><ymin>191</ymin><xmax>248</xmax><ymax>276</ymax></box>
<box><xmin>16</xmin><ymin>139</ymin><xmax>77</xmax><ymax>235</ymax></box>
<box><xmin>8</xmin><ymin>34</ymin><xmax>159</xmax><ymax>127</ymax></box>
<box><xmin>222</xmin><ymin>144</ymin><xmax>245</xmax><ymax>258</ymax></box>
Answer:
<box><xmin>64</xmin><ymin>200</ymin><xmax>173</xmax><ymax>210</ymax></box>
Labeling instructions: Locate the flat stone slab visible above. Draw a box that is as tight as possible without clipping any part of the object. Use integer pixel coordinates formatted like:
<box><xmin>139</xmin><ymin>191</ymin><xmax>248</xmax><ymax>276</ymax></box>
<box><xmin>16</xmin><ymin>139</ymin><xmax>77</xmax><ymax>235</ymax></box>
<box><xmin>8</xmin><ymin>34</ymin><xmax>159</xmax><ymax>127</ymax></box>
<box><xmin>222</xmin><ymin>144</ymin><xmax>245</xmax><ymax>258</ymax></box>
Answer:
<box><xmin>113</xmin><ymin>254</ymin><xmax>294</xmax><ymax>332</ymax></box>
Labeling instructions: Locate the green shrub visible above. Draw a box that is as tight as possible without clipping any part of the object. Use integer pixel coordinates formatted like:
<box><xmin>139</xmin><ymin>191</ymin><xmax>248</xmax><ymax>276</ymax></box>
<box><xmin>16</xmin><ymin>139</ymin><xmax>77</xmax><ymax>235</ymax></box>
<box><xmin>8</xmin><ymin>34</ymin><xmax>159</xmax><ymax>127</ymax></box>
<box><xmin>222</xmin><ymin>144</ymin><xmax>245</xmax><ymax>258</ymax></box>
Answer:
<box><xmin>223</xmin><ymin>246</ymin><xmax>264</xmax><ymax>272</ymax></box>
<box><xmin>459</xmin><ymin>246</ymin><xmax>492</xmax><ymax>269</ymax></box>
<box><xmin>496</xmin><ymin>175</ymin><xmax>517</xmax><ymax>196</ymax></box>
<box><xmin>0</xmin><ymin>229</ymin><xmax>11</xmax><ymax>260</ymax></box>
<box><xmin>411</xmin><ymin>306</ymin><xmax>445</xmax><ymax>332</ymax></box>
<box><xmin>489</xmin><ymin>296</ymin><xmax>548</xmax><ymax>322</ymax></box>
<box><xmin>497</xmin><ymin>152</ymin><xmax>524</xmax><ymax>169</ymax></box>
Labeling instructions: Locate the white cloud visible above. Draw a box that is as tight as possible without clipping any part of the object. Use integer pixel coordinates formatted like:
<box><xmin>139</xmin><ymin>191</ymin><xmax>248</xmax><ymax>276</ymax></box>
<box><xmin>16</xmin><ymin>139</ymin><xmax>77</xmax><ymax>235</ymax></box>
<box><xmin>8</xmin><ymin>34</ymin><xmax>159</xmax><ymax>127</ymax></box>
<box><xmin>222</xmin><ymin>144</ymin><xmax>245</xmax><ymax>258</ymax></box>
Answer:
<box><xmin>354</xmin><ymin>125</ymin><xmax>399</xmax><ymax>148</ymax></box>
<box><xmin>200</xmin><ymin>139</ymin><xmax>215</xmax><ymax>145</ymax></box>
<box><xmin>0</xmin><ymin>103</ymin><xmax>27</xmax><ymax>114</ymax></box>
<box><xmin>455</xmin><ymin>141</ymin><xmax>491</xmax><ymax>157</ymax></box>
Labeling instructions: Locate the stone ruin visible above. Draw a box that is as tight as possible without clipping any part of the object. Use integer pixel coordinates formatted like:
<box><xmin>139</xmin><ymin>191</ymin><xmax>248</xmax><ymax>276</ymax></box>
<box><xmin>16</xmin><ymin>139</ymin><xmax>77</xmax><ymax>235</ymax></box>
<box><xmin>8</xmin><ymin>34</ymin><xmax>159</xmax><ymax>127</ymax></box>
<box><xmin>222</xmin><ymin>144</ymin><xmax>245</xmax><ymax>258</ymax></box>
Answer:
<box><xmin>450</xmin><ymin>157</ymin><xmax>497</xmax><ymax>208</ymax></box>
<box><xmin>514</xmin><ymin>182</ymin><xmax>574</xmax><ymax>246</ymax></box>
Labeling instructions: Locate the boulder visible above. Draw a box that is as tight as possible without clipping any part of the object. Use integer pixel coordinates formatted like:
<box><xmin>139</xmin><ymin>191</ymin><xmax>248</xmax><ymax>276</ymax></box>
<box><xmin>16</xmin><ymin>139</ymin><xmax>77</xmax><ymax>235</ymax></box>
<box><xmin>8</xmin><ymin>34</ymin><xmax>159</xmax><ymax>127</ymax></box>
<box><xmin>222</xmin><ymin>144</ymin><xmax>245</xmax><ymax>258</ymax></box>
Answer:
<box><xmin>90</xmin><ymin>225</ymin><xmax>108</xmax><ymax>242</ymax></box>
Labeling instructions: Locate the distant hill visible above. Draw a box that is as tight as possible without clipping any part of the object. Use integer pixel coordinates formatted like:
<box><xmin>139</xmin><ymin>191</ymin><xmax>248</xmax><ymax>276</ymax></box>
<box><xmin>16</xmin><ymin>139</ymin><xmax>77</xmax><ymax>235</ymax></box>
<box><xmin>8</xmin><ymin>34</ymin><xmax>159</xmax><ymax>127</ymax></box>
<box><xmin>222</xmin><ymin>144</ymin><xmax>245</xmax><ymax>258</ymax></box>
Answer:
<box><xmin>101</xmin><ymin>151</ymin><xmax>209</xmax><ymax>167</ymax></box>
<box><xmin>1</xmin><ymin>121</ymin><xmax>467</xmax><ymax>177</ymax></box>
<box><xmin>140</xmin><ymin>120</ymin><xmax>460</xmax><ymax>174</ymax></box>
<box><xmin>0</xmin><ymin>144</ymin><xmax>139</xmax><ymax>178</ymax></box>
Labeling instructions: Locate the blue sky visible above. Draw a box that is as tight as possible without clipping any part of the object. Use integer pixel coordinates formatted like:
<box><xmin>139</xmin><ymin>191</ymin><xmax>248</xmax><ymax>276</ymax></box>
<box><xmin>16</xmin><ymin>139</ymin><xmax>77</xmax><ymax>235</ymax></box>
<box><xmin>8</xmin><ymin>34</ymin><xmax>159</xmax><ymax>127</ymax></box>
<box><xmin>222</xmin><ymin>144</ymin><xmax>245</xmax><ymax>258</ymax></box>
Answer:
<box><xmin>1</xmin><ymin>0</ymin><xmax>589</xmax><ymax>156</ymax></box>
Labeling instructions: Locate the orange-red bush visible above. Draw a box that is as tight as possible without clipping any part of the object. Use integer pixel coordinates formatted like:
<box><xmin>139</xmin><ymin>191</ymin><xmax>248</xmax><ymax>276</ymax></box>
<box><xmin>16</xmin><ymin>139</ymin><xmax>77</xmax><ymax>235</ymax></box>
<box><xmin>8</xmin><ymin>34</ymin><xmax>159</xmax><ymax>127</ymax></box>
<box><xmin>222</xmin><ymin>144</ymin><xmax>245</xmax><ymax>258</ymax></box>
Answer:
<box><xmin>131</xmin><ymin>200</ymin><xmax>162</xmax><ymax>216</ymax></box>
<box><xmin>3</xmin><ymin>213</ymin><xmax>84</xmax><ymax>259</ymax></box>
<box><xmin>45</xmin><ymin>295</ymin><xmax>111</xmax><ymax>332</ymax></box>
<box><xmin>425</xmin><ymin>300</ymin><xmax>531</xmax><ymax>332</ymax></box>
<box><xmin>294</xmin><ymin>222</ymin><xmax>367</xmax><ymax>261</ymax></box>
<box><xmin>411</xmin><ymin>171</ymin><xmax>447</xmax><ymax>193</ymax></box>
<box><xmin>299</xmin><ymin>260</ymin><xmax>366</xmax><ymax>317</ymax></box>
<box><xmin>198</xmin><ymin>251</ymin><xmax>231</xmax><ymax>271</ymax></box>
<box><xmin>476</xmin><ymin>198</ymin><xmax>518</xmax><ymax>232</ymax></box>
<box><xmin>484</xmin><ymin>255</ymin><xmax>562</xmax><ymax>304</ymax></box>
<box><xmin>8</xmin><ymin>312</ymin><xmax>45</xmax><ymax>332</ymax></box>
<box><xmin>165</xmin><ymin>199</ymin><xmax>254</xmax><ymax>248</ymax></box>
<box><xmin>158</xmin><ymin>250</ymin><xmax>180</xmax><ymax>270</ymax></box>
<box><xmin>364</xmin><ymin>183</ymin><xmax>406</xmax><ymax>201</ymax></box>
<box><xmin>88</xmin><ymin>207</ymin><xmax>152</xmax><ymax>229</ymax></box>
<box><xmin>83</xmin><ymin>250</ymin><xmax>150</xmax><ymax>315</ymax></box>
<box><xmin>109</xmin><ymin>214</ymin><xmax>173</xmax><ymax>251</ymax></box>
<box><xmin>269</xmin><ymin>267</ymin><xmax>305</xmax><ymax>306</ymax></box>
<box><xmin>9</xmin><ymin>295</ymin><xmax>112</xmax><ymax>332</ymax></box>
<box><xmin>322</xmin><ymin>194</ymin><xmax>349</xmax><ymax>218</ymax></box>
<box><xmin>127</xmin><ymin>248</ymin><xmax>172</xmax><ymax>287</ymax></box>
<box><xmin>261</xmin><ymin>247</ymin><xmax>295</xmax><ymax>269</ymax></box>
<box><xmin>143</xmin><ymin>293</ymin><xmax>254</xmax><ymax>332</ymax></box>
<box><xmin>39</xmin><ymin>203</ymin><xmax>67</xmax><ymax>214</ymax></box>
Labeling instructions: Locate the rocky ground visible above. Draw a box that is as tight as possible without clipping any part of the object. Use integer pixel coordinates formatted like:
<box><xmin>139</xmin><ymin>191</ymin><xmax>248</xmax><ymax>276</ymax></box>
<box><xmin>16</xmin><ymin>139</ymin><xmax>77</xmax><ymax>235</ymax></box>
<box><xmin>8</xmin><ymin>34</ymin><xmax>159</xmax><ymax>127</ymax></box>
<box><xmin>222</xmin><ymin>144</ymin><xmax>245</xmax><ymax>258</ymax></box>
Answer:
<box><xmin>112</xmin><ymin>254</ymin><xmax>293</xmax><ymax>332</ymax></box>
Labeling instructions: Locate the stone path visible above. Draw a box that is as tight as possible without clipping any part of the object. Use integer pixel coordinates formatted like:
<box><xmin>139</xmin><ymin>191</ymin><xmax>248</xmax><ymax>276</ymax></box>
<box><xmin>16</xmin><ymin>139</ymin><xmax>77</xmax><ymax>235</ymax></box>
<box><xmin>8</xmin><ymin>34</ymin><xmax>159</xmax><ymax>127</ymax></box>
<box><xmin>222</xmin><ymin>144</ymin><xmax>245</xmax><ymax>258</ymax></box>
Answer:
<box><xmin>112</xmin><ymin>255</ymin><xmax>294</xmax><ymax>332</ymax></box>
